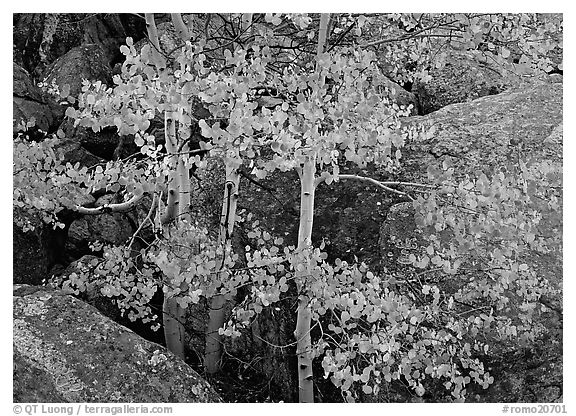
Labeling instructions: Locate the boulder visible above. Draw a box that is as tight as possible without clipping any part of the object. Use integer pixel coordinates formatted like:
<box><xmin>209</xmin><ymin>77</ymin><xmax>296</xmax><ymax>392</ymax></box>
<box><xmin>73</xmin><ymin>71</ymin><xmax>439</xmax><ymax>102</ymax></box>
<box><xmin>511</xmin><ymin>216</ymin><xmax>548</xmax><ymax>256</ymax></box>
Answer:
<box><xmin>53</xmin><ymin>255</ymin><xmax>165</xmax><ymax>345</ymax></box>
<box><xmin>413</xmin><ymin>50</ymin><xmax>525</xmax><ymax>115</ymax></box>
<box><xmin>13</xmin><ymin>284</ymin><xmax>221</xmax><ymax>402</ymax></box>
<box><xmin>13</xmin><ymin>205</ymin><xmax>73</xmax><ymax>286</ymax></box>
<box><xmin>43</xmin><ymin>44</ymin><xmax>113</xmax><ymax>99</ymax></box>
<box><xmin>66</xmin><ymin>202</ymin><xmax>133</xmax><ymax>258</ymax></box>
<box><xmin>378</xmin><ymin>76</ymin><xmax>562</xmax><ymax>402</ymax></box>
<box><xmin>53</xmin><ymin>137</ymin><xmax>105</xmax><ymax>168</ymax></box>
<box><xmin>14</xmin><ymin>13</ymin><xmax>141</xmax><ymax>75</ymax></box>
<box><xmin>393</xmin><ymin>76</ymin><xmax>563</xmax><ymax>279</ymax></box>
<box><xmin>378</xmin><ymin>202</ymin><xmax>421</xmax><ymax>264</ymax></box>
<box><xmin>402</xmin><ymin>75</ymin><xmax>562</xmax><ymax>181</ymax></box>
<box><xmin>65</xmin><ymin>194</ymin><xmax>153</xmax><ymax>259</ymax></box>
<box><xmin>382</xmin><ymin>77</ymin><xmax>419</xmax><ymax>116</ymax></box>
<box><xmin>13</xmin><ymin>63</ymin><xmax>63</xmax><ymax>134</ymax></box>
<box><xmin>58</xmin><ymin>118</ymin><xmax>138</xmax><ymax>161</ymax></box>
<box><xmin>57</xmin><ymin>255</ymin><xmax>118</xmax><ymax>319</ymax></box>
<box><xmin>12</xmin><ymin>218</ymin><xmax>53</xmax><ymax>285</ymax></box>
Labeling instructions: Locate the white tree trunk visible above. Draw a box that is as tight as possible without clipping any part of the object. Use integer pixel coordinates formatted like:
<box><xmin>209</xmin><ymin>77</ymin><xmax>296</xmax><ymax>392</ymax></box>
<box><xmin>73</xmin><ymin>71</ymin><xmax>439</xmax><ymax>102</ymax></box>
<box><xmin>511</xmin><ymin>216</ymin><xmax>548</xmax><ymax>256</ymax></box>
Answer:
<box><xmin>205</xmin><ymin>162</ymin><xmax>241</xmax><ymax>373</ymax></box>
<box><xmin>161</xmin><ymin>110</ymin><xmax>187</xmax><ymax>360</ymax></box>
<box><xmin>294</xmin><ymin>155</ymin><xmax>317</xmax><ymax>403</ymax></box>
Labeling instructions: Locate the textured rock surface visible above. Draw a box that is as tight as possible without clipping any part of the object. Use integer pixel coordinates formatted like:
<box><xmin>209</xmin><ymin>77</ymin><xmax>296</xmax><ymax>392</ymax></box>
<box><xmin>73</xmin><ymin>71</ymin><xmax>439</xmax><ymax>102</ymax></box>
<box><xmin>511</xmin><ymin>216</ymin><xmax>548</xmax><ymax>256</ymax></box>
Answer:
<box><xmin>379</xmin><ymin>76</ymin><xmax>563</xmax><ymax>402</ymax></box>
<box><xmin>13</xmin><ymin>63</ymin><xmax>63</xmax><ymax>133</ymax></box>
<box><xmin>66</xmin><ymin>213</ymin><xmax>133</xmax><ymax>255</ymax></box>
<box><xmin>13</xmin><ymin>284</ymin><xmax>222</xmax><ymax>402</ymax></box>
<box><xmin>52</xmin><ymin>137</ymin><xmax>105</xmax><ymax>168</ymax></box>
<box><xmin>413</xmin><ymin>51</ymin><xmax>524</xmax><ymax>115</ymax></box>
<box><xmin>65</xmin><ymin>194</ymin><xmax>152</xmax><ymax>259</ymax></box>
<box><xmin>13</xmin><ymin>14</ymin><xmax>140</xmax><ymax>75</ymax></box>
<box><xmin>13</xmin><ymin>207</ymin><xmax>66</xmax><ymax>286</ymax></box>
<box><xmin>43</xmin><ymin>44</ymin><xmax>113</xmax><ymax>99</ymax></box>
<box><xmin>58</xmin><ymin>118</ymin><xmax>136</xmax><ymax>161</ymax></box>
<box><xmin>13</xmin><ymin>222</ymin><xmax>52</xmax><ymax>286</ymax></box>
<box><xmin>57</xmin><ymin>255</ymin><xmax>119</xmax><ymax>319</ymax></box>
<box><xmin>402</xmin><ymin>75</ymin><xmax>562</xmax><ymax>181</ymax></box>
<box><xmin>382</xmin><ymin>77</ymin><xmax>419</xmax><ymax>116</ymax></box>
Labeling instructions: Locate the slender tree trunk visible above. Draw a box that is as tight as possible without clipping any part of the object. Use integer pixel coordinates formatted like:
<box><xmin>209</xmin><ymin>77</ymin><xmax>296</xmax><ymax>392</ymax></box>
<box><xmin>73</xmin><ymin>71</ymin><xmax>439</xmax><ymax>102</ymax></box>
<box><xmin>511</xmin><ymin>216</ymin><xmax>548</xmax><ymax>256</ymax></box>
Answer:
<box><xmin>294</xmin><ymin>155</ymin><xmax>317</xmax><ymax>403</ymax></box>
<box><xmin>161</xmin><ymin>110</ymin><xmax>188</xmax><ymax>360</ymax></box>
<box><xmin>163</xmin><ymin>294</ymin><xmax>186</xmax><ymax>358</ymax></box>
<box><xmin>292</xmin><ymin>12</ymin><xmax>331</xmax><ymax>403</ymax></box>
<box><xmin>171</xmin><ymin>13</ymin><xmax>191</xmax><ymax>42</ymax></box>
<box><xmin>205</xmin><ymin>162</ymin><xmax>241</xmax><ymax>373</ymax></box>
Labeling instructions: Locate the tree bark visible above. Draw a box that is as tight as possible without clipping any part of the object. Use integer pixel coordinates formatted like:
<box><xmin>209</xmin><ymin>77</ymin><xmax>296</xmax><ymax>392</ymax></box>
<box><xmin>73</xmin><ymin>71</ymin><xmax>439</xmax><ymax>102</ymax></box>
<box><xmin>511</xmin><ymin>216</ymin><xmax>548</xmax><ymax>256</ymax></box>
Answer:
<box><xmin>292</xmin><ymin>13</ymin><xmax>331</xmax><ymax>403</ymax></box>
<box><xmin>171</xmin><ymin>13</ymin><xmax>191</xmax><ymax>42</ymax></box>
<box><xmin>294</xmin><ymin>155</ymin><xmax>317</xmax><ymax>403</ymax></box>
<box><xmin>160</xmin><ymin>109</ymin><xmax>187</xmax><ymax>360</ymax></box>
<box><xmin>204</xmin><ymin>162</ymin><xmax>241</xmax><ymax>373</ymax></box>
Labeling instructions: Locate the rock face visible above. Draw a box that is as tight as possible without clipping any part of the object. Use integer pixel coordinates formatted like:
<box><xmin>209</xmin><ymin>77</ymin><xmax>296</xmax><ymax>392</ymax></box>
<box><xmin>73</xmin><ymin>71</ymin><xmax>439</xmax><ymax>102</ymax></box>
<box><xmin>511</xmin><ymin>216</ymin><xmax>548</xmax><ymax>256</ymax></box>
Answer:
<box><xmin>13</xmin><ymin>284</ymin><xmax>222</xmax><ymax>402</ymax></box>
<box><xmin>58</xmin><ymin>118</ymin><xmax>136</xmax><ymax>161</ymax></box>
<box><xmin>66</xmin><ymin>212</ymin><xmax>133</xmax><ymax>257</ymax></box>
<box><xmin>378</xmin><ymin>201</ymin><xmax>421</xmax><ymax>264</ymax></box>
<box><xmin>386</xmin><ymin>75</ymin><xmax>563</xmax><ymax>280</ymax></box>
<box><xmin>53</xmin><ymin>137</ymin><xmax>105</xmax><ymax>168</ymax></box>
<box><xmin>13</xmin><ymin>208</ymin><xmax>66</xmax><ymax>286</ymax></box>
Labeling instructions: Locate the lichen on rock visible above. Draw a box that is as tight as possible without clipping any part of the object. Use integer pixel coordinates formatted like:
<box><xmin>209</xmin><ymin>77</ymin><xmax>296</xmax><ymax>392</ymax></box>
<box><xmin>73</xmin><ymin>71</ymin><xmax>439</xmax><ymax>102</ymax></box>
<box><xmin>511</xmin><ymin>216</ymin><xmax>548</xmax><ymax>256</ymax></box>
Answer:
<box><xmin>13</xmin><ymin>285</ymin><xmax>222</xmax><ymax>403</ymax></box>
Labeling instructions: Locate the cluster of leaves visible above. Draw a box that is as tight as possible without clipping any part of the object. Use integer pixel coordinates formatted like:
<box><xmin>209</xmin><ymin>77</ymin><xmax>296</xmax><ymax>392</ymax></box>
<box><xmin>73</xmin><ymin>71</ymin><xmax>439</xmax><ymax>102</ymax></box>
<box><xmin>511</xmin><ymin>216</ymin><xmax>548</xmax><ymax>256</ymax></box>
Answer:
<box><xmin>407</xmin><ymin>156</ymin><xmax>561</xmax><ymax>340</ymax></box>
<box><xmin>206</xmin><ymin>216</ymin><xmax>495</xmax><ymax>402</ymax></box>
<box><xmin>356</xmin><ymin>13</ymin><xmax>562</xmax><ymax>84</ymax></box>
<box><xmin>48</xmin><ymin>243</ymin><xmax>161</xmax><ymax>328</ymax></box>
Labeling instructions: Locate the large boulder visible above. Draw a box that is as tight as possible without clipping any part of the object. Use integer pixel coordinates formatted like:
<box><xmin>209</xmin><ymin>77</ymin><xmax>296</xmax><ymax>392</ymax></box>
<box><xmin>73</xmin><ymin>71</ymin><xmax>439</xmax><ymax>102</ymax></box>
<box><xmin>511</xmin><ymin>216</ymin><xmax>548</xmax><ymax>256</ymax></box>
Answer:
<box><xmin>52</xmin><ymin>255</ymin><xmax>165</xmax><ymax>345</ymax></box>
<box><xmin>42</xmin><ymin>44</ymin><xmax>113</xmax><ymax>99</ymax></box>
<box><xmin>401</xmin><ymin>74</ymin><xmax>562</xmax><ymax>182</ymax></box>
<box><xmin>13</xmin><ymin>209</ymin><xmax>58</xmax><ymax>286</ymax></box>
<box><xmin>56</xmin><ymin>255</ymin><xmax>119</xmax><ymax>320</ymax></box>
<box><xmin>13</xmin><ymin>13</ymin><xmax>142</xmax><ymax>75</ymax></box>
<box><xmin>382</xmin><ymin>77</ymin><xmax>420</xmax><ymax>115</ymax></box>
<box><xmin>413</xmin><ymin>50</ymin><xmax>525</xmax><ymax>115</ymax></box>
<box><xmin>379</xmin><ymin>76</ymin><xmax>562</xmax><ymax>402</ymax></box>
<box><xmin>58</xmin><ymin>118</ymin><xmax>137</xmax><ymax>161</ymax></box>
<box><xmin>13</xmin><ymin>284</ymin><xmax>221</xmax><ymax>402</ymax></box>
<box><xmin>13</xmin><ymin>63</ymin><xmax>63</xmax><ymax>134</ymax></box>
<box><xmin>65</xmin><ymin>194</ymin><xmax>154</xmax><ymax>260</ymax></box>
<box><xmin>13</xmin><ymin>223</ymin><xmax>51</xmax><ymax>285</ymax></box>
<box><xmin>66</xmin><ymin>196</ymin><xmax>135</xmax><ymax>258</ymax></box>
<box><xmin>390</xmin><ymin>75</ymin><xmax>563</xmax><ymax>283</ymax></box>
<box><xmin>53</xmin><ymin>137</ymin><xmax>105</xmax><ymax>168</ymax></box>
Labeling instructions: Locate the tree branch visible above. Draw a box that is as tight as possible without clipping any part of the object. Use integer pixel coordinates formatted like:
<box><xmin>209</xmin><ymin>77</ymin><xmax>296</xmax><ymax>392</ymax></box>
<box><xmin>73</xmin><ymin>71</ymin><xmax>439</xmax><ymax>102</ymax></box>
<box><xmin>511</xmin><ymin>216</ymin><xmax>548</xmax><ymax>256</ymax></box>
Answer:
<box><xmin>325</xmin><ymin>174</ymin><xmax>415</xmax><ymax>200</ymax></box>
<box><xmin>74</xmin><ymin>193</ymin><xmax>144</xmax><ymax>215</ymax></box>
<box><xmin>127</xmin><ymin>192</ymin><xmax>159</xmax><ymax>251</ymax></box>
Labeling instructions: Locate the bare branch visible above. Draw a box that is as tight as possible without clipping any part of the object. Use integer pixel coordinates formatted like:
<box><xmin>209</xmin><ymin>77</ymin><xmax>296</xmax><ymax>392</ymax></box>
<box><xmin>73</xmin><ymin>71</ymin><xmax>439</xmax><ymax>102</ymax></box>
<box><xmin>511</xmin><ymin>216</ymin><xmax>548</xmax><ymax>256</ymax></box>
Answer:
<box><xmin>127</xmin><ymin>192</ymin><xmax>159</xmax><ymax>251</ymax></box>
<box><xmin>328</xmin><ymin>174</ymin><xmax>415</xmax><ymax>200</ymax></box>
<box><xmin>379</xmin><ymin>181</ymin><xmax>436</xmax><ymax>188</ymax></box>
<box><xmin>74</xmin><ymin>193</ymin><xmax>144</xmax><ymax>215</ymax></box>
